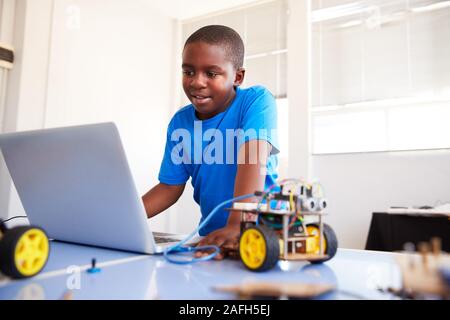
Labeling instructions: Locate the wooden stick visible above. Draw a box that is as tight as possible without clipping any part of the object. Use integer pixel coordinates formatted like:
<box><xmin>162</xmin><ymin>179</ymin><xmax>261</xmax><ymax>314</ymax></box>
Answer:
<box><xmin>418</xmin><ymin>242</ymin><xmax>430</xmax><ymax>270</ymax></box>
<box><xmin>431</xmin><ymin>237</ymin><xmax>441</xmax><ymax>256</ymax></box>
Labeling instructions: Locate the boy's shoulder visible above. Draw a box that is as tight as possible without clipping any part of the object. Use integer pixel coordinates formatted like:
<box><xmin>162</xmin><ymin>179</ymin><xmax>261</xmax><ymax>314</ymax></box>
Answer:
<box><xmin>238</xmin><ymin>86</ymin><xmax>276</xmax><ymax>114</ymax></box>
<box><xmin>174</xmin><ymin>103</ymin><xmax>194</xmax><ymax>117</ymax></box>
<box><xmin>168</xmin><ymin>104</ymin><xmax>194</xmax><ymax>127</ymax></box>
<box><xmin>239</xmin><ymin>85</ymin><xmax>275</xmax><ymax>107</ymax></box>
<box><xmin>241</xmin><ymin>85</ymin><xmax>273</xmax><ymax>98</ymax></box>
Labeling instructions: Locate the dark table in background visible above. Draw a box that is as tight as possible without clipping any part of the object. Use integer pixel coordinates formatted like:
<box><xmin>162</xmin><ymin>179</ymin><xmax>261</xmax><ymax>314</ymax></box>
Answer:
<box><xmin>365</xmin><ymin>212</ymin><xmax>450</xmax><ymax>252</ymax></box>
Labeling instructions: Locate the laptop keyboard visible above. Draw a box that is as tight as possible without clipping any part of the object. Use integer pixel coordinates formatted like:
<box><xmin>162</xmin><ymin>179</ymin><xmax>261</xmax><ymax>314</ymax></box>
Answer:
<box><xmin>154</xmin><ymin>236</ymin><xmax>180</xmax><ymax>244</ymax></box>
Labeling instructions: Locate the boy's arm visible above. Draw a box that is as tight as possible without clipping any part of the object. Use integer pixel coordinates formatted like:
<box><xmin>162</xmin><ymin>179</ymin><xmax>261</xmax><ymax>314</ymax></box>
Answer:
<box><xmin>142</xmin><ymin>183</ymin><xmax>186</xmax><ymax>218</ymax></box>
<box><xmin>229</xmin><ymin>139</ymin><xmax>270</xmax><ymax>226</ymax></box>
<box><xmin>195</xmin><ymin>140</ymin><xmax>271</xmax><ymax>259</ymax></box>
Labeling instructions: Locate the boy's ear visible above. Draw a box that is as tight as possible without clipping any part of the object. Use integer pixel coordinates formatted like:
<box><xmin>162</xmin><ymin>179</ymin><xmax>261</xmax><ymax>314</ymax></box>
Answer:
<box><xmin>234</xmin><ymin>67</ymin><xmax>245</xmax><ymax>87</ymax></box>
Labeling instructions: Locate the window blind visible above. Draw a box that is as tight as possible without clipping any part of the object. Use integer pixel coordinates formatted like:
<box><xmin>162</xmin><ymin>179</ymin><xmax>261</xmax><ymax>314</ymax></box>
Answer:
<box><xmin>312</xmin><ymin>0</ymin><xmax>450</xmax><ymax>153</ymax></box>
<box><xmin>312</xmin><ymin>0</ymin><xmax>450</xmax><ymax>108</ymax></box>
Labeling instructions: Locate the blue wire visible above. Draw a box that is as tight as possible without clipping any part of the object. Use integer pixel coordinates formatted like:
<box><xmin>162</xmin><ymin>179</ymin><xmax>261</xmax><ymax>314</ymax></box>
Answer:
<box><xmin>163</xmin><ymin>193</ymin><xmax>254</xmax><ymax>264</ymax></box>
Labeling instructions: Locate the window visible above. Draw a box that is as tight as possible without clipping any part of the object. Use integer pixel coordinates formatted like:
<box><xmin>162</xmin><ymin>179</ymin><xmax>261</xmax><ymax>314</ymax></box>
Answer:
<box><xmin>312</xmin><ymin>0</ymin><xmax>450</xmax><ymax>154</ymax></box>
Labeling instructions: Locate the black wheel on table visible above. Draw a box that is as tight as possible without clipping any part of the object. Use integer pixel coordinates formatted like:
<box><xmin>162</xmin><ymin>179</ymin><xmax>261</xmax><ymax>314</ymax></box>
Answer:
<box><xmin>0</xmin><ymin>226</ymin><xmax>50</xmax><ymax>279</ymax></box>
<box><xmin>306</xmin><ymin>223</ymin><xmax>338</xmax><ymax>264</ymax></box>
<box><xmin>239</xmin><ymin>225</ymin><xmax>279</xmax><ymax>272</ymax></box>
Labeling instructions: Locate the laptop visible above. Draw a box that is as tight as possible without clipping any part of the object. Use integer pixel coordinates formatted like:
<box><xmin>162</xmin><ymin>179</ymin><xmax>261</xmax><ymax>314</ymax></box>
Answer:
<box><xmin>0</xmin><ymin>122</ymin><xmax>196</xmax><ymax>254</ymax></box>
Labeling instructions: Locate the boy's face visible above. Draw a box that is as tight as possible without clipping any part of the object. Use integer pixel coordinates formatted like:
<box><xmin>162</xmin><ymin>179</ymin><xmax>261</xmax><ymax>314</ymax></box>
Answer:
<box><xmin>182</xmin><ymin>41</ymin><xmax>245</xmax><ymax>120</ymax></box>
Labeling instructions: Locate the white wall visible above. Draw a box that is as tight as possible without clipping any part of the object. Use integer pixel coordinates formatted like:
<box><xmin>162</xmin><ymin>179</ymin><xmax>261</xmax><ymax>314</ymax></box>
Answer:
<box><xmin>43</xmin><ymin>0</ymin><xmax>179</xmax><ymax>232</ymax></box>
<box><xmin>0</xmin><ymin>0</ymin><xmax>179</xmax><ymax>232</ymax></box>
<box><xmin>0</xmin><ymin>0</ymin><xmax>16</xmax><ymax>218</ymax></box>
<box><xmin>312</xmin><ymin>150</ymin><xmax>450</xmax><ymax>249</ymax></box>
<box><xmin>0</xmin><ymin>0</ymin><xmax>54</xmax><ymax>220</ymax></box>
<box><xmin>0</xmin><ymin>0</ymin><xmax>15</xmax><ymax>132</ymax></box>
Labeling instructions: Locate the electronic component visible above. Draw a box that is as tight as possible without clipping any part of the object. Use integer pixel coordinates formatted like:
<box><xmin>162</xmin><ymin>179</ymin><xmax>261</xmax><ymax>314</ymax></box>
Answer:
<box><xmin>87</xmin><ymin>258</ymin><xmax>101</xmax><ymax>274</ymax></box>
<box><xmin>231</xmin><ymin>179</ymin><xmax>338</xmax><ymax>272</ymax></box>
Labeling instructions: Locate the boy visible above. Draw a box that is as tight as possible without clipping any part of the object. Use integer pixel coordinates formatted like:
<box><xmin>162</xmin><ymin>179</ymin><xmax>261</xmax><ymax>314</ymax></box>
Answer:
<box><xmin>142</xmin><ymin>25</ymin><xmax>279</xmax><ymax>259</ymax></box>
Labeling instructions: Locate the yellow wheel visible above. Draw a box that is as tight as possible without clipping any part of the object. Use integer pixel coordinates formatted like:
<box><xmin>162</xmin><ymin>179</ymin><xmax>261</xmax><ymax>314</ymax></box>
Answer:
<box><xmin>306</xmin><ymin>223</ymin><xmax>338</xmax><ymax>263</ymax></box>
<box><xmin>239</xmin><ymin>226</ymin><xmax>279</xmax><ymax>272</ymax></box>
<box><xmin>0</xmin><ymin>226</ymin><xmax>49</xmax><ymax>279</ymax></box>
<box><xmin>306</xmin><ymin>225</ymin><xmax>327</xmax><ymax>254</ymax></box>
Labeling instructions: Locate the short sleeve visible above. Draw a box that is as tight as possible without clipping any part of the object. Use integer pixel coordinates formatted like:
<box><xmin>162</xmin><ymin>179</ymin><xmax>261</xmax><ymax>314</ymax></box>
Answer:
<box><xmin>238</xmin><ymin>87</ymin><xmax>280</xmax><ymax>155</ymax></box>
<box><xmin>158</xmin><ymin>121</ymin><xmax>190</xmax><ymax>185</ymax></box>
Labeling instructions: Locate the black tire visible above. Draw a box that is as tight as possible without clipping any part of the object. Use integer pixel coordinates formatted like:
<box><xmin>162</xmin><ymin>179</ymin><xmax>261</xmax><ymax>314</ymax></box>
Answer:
<box><xmin>0</xmin><ymin>226</ymin><xmax>49</xmax><ymax>279</ymax></box>
<box><xmin>239</xmin><ymin>225</ymin><xmax>280</xmax><ymax>272</ymax></box>
<box><xmin>307</xmin><ymin>223</ymin><xmax>338</xmax><ymax>264</ymax></box>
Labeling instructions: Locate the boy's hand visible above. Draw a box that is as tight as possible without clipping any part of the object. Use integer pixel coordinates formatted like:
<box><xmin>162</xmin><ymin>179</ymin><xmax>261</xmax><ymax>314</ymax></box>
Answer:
<box><xmin>194</xmin><ymin>224</ymin><xmax>240</xmax><ymax>260</ymax></box>
<box><xmin>193</xmin><ymin>140</ymin><xmax>272</xmax><ymax>261</ymax></box>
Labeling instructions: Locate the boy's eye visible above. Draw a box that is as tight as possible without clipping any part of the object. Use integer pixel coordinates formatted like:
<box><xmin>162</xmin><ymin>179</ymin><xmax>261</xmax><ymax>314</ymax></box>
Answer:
<box><xmin>183</xmin><ymin>70</ymin><xmax>194</xmax><ymax>77</ymax></box>
<box><xmin>206</xmin><ymin>72</ymin><xmax>218</xmax><ymax>78</ymax></box>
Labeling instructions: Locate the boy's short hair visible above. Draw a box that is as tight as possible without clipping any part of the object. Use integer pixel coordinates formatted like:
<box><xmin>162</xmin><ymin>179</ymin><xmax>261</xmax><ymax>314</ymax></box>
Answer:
<box><xmin>184</xmin><ymin>25</ymin><xmax>245</xmax><ymax>70</ymax></box>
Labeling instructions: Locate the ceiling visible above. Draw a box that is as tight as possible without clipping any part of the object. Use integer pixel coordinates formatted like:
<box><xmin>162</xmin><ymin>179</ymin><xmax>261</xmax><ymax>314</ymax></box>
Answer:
<box><xmin>144</xmin><ymin>0</ymin><xmax>263</xmax><ymax>20</ymax></box>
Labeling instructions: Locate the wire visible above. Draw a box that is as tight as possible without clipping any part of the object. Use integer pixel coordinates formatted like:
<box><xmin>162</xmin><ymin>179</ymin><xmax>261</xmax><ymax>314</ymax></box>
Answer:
<box><xmin>256</xmin><ymin>192</ymin><xmax>269</xmax><ymax>211</ymax></box>
<box><xmin>256</xmin><ymin>178</ymin><xmax>298</xmax><ymax>211</ymax></box>
<box><xmin>0</xmin><ymin>215</ymin><xmax>28</xmax><ymax>224</ymax></box>
<box><xmin>311</xmin><ymin>181</ymin><xmax>325</xmax><ymax>198</ymax></box>
<box><xmin>164</xmin><ymin>194</ymin><xmax>254</xmax><ymax>265</ymax></box>
<box><xmin>275</xmin><ymin>200</ymin><xmax>282</xmax><ymax>210</ymax></box>
<box><xmin>289</xmin><ymin>192</ymin><xmax>295</xmax><ymax>212</ymax></box>
<box><xmin>259</xmin><ymin>215</ymin><xmax>301</xmax><ymax>229</ymax></box>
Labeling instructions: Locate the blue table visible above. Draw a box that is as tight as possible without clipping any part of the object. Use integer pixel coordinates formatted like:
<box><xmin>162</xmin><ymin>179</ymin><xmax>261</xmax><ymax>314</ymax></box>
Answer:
<box><xmin>0</xmin><ymin>241</ymin><xmax>403</xmax><ymax>300</ymax></box>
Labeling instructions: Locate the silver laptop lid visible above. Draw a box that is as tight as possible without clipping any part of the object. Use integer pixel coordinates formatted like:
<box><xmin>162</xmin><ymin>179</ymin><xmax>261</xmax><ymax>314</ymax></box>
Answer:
<box><xmin>0</xmin><ymin>122</ymin><xmax>156</xmax><ymax>254</ymax></box>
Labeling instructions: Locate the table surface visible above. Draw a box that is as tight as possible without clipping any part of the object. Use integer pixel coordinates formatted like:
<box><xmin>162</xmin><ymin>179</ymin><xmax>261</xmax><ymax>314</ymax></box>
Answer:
<box><xmin>0</xmin><ymin>241</ymin><xmax>404</xmax><ymax>300</ymax></box>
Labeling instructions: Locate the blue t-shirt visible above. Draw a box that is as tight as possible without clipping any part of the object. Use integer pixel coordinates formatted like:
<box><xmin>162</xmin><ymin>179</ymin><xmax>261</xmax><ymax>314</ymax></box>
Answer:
<box><xmin>158</xmin><ymin>85</ymin><xmax>279</xmax><ymax>235</ymax></box>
